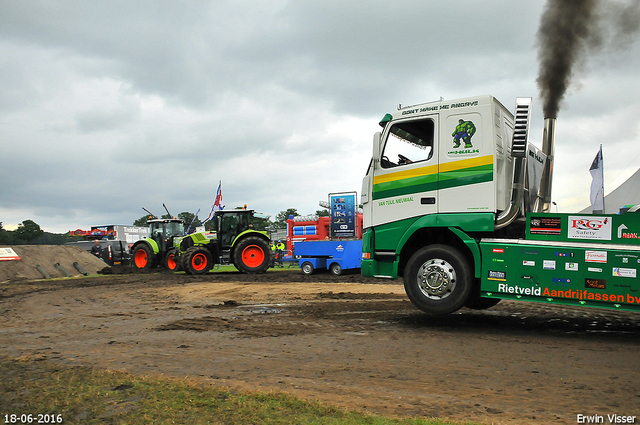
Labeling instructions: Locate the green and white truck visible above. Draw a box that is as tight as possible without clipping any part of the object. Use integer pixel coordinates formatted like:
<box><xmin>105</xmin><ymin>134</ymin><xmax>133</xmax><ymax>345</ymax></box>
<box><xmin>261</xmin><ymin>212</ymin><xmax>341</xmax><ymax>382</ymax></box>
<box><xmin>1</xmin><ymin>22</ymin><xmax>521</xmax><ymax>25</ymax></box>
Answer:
<box><xmin>360</xmin><ymin>95</ymin><xmax>640</xmax><ymax>315</ymax></box>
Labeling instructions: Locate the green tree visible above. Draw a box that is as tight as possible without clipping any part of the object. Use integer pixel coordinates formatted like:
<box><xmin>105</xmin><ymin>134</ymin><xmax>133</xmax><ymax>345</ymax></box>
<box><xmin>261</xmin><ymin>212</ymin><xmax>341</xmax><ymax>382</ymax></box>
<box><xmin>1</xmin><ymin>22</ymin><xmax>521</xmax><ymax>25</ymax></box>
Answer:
<box><xmin>0</xmin><ymin>222</ymin><xmax>10</xmax><ymax>245</ymax></box>
<box><xmin>249</xmin><ymin>214</ymin><xmax>272</xmax><ymax>231</ymax></box>
<box><xmin>14</xmin><ymin>219</ymin><xmax>44</xmax><ymax>244</ymax></box>
<box><xmin>133</xmin><ymin>215</ymin><xmax>151</xmax><ymax>227</ymax></box>
<box><xmin>179</xmin><ymin>212</ymin><xmax>201</xmax><ymax>232</ymax></box>
<box><xmin>274</xmin><ymin>208</ymin><xmax>299</xmax><ymax>229</ymax></box>
<box><xmin>315</xmin><ymin>209</ymin><xmax>330</xmax><ymax>217</ymax></box>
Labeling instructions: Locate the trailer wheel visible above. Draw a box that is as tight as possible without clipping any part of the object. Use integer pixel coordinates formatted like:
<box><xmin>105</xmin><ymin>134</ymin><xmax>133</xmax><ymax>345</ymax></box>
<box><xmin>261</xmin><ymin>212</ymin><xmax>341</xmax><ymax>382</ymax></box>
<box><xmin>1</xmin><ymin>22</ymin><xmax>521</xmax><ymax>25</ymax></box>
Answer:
<box><xmin>404</xmin><ymin>244</ymin><xmax>472</xmax><ymax>315</ymax></box>
<box><xmin>329</xmin><ymin>262</ymin><xmax>342</xmax><ymax>276</ymax></box>
<box><xmin>184</xmin><ymin>247</ymin><xmax>213</xmax><ymax>275</ymax></box>
<box><xmin>132</xmin><ymin>243</ymin><xmax>155</xmax><ymax>270</ymax></box>
<box><xmin>165</xmin><ymin>248</ymin><xmax>180</xmax><ymax>272</ymax></box>
<box><xmin>234</xmin><ymin>236</ymin><xmax>270</xmax><ymax>274</ymax></box>
<box><xmin>301</xmin><ymin>261</ymin><xmax>314</xmax><ymax>275</ymax></box>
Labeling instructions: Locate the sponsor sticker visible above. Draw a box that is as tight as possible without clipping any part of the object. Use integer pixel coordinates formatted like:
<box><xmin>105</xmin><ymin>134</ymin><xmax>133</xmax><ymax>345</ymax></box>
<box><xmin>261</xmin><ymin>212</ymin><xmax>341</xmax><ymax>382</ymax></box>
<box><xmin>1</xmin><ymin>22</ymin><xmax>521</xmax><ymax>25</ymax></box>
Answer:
<box><xmin>585</xmin><ymin>278</ymin><xmax>606</xmax><ymax>289</ymax></box>
<box><xmin>552</xmin><ymin>278</ymin><xmax>571</xmax><ymax>283</ymax></box>
<box><xmin>492</xmin><ymin>248</ymin><xmax>504</xmax><ymax>253</ymax></box>
<box><xmin>568</xmin><ymin>216</ymin><xmax>612</xmax><ymax>241</ymax></box>
<box><xmin>529</xmin><ymin>216</ymin><xmax>561</xmax><ymax>235</ymax></box>
<box><xmin>487</xmin><ymin>270</ymin><xmax>507</xmax><ymax>281</ymax></box>
<box><xmin>613</xmin><ymin>267</ymin><xmax>637</xmax><ymax>278</ymax></box>
<box><xmin>585</xmin><ymin>250</ymin><xmax>607</xmax><ymax>263</ymax></box>
<box><xmin>543</xmin><ymin>260</ymin><xmax>556</xmax><ymax>270</ymax></box>
<box><xmin>587</xmin><ymin>267</ymin><xmax>603</xmax><ymax>273</ymax></box>
<box><xmin>565</xmin><ymin>262</ymin><xmax>579</xmax><ymax>271</ymax></box>
<box><xmin>523</xmin><ymin>260</ymin><xmax>535</xmax><ymax>267</ymax></box>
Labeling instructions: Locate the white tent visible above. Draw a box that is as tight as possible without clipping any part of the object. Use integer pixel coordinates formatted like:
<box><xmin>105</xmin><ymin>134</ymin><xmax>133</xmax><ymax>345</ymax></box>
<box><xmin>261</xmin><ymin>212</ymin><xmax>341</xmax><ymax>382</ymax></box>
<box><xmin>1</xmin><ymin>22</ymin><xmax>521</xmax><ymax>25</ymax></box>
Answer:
<box><xmin>580</xmin><ymin>168</ymin><xmax>640</xmax><ymax>214</ymax></box>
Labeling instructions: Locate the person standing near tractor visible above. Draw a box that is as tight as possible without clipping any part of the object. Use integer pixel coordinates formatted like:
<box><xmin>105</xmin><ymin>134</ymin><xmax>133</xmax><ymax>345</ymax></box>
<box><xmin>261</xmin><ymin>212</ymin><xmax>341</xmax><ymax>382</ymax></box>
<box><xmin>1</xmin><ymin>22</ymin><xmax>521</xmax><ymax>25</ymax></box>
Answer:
<box><xmin>90</xmin><ymin>240</ymin><xmax>102</xmax><ymax>260</ymax></box>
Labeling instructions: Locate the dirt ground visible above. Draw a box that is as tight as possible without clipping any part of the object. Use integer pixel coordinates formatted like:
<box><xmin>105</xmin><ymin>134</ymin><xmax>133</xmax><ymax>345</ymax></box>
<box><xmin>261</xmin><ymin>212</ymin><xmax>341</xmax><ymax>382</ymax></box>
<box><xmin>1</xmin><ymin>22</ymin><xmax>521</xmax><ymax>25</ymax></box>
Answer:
<box><xmin>1</xmin><ymin>267</ymin><xmax>640</xmax><ymax>424</ymax></box>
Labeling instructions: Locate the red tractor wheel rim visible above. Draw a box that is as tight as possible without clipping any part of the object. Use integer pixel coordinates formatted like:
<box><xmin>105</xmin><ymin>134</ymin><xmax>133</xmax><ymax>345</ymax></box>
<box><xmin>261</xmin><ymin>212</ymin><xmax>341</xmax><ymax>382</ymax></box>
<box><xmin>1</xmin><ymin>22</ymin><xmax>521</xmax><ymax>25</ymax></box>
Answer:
<box><xmin>167</xmin><ymin>254</ymin><xmax>177</xmax><ymax>270</ymax></box>
<box><xmin>134</xmin><ymin>249</ymin><xmax>147</xmax><ymax>268</ymax></box>
<box><xmin>191</xmin><ymin>253</ymin><xmax>208</xmax><ymax>271</ymax></box>
<box><xmin>242</xmin><ymin>245</ymin><xmax>265</xmax><ymax>268</ymax></box>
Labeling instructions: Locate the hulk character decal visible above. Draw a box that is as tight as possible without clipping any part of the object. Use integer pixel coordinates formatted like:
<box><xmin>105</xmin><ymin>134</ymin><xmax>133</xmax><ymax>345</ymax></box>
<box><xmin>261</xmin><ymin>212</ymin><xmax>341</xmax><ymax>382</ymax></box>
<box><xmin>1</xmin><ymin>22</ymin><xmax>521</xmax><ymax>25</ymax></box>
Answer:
<box><xmin>452</xmin><ymin>119</ymin><xmax>476</xmax><ymax>148</ymax></box>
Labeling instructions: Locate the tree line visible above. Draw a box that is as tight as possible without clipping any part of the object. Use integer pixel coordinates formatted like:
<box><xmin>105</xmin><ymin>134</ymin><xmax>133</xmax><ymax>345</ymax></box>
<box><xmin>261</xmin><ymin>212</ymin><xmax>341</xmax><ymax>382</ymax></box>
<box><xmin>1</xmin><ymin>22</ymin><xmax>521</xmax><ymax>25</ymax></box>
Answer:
<box><xmin>0</xmin><ymin>220</ymin><xmax>83</xmax><ymax>246</ymax></box>
<box><xmin>132</xmin><ymin>207</ymin><xmax>330</xmax><ymax>232</ymax></box>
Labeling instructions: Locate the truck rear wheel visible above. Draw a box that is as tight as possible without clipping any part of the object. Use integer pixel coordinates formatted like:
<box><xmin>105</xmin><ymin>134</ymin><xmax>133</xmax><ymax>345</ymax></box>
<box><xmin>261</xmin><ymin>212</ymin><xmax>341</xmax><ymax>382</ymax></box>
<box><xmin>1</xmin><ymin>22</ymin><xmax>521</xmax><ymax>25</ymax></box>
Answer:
<box><xmin>132</xmin><ymin>243</ymin><xmax>155</xmax><ymax>270</ymax></box>
<box><xmin>234</xmin><ymin>236</ymin><xmax>270</xmax><ymax>274</ymax></box>
<box><xmin>404</xmin><ymin>245</ymin><xmax>472</xmax><ymax>315</ymax></box>
<box><xmin>329</xmin><ymin>262</ymin><xmax>342</xmax><ymax>276</ymax></box>
<box><xmin>183</xmin><ymin>247</ymin><xmax>213</xmax><ymax>275</ymax></box>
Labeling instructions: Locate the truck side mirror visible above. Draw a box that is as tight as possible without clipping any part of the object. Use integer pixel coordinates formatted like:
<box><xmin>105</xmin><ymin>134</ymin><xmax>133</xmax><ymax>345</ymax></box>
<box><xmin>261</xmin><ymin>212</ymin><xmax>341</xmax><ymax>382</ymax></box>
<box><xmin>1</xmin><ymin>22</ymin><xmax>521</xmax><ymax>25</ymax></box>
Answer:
<box><xmin>372</xmin><ymin>132</ymin><xmax>382</xmax><ymax>163</ymax></box>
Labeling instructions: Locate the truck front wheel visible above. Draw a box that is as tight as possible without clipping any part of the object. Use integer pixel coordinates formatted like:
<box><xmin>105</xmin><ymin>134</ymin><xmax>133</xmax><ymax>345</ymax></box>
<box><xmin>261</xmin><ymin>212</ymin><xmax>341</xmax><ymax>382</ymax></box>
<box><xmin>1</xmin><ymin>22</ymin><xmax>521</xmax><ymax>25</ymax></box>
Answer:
<box><xmin>404</xmin><ymin>245</ymin><xmax>472</xmax><ymax>315</ymax></box>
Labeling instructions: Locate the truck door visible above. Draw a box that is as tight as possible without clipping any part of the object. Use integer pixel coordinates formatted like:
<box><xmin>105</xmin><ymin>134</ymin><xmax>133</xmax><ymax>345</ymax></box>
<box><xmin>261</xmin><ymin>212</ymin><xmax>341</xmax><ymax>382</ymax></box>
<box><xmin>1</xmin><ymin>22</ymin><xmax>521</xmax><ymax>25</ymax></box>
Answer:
<box><xmin>369</xmin><ymin>115</ymin><xmax>438</xmax><ymax>227</ymax></box>
<box><xmin>437</xmin><ymin>112</ymin><xmax>494</xmax><ymax>213</ymax></box>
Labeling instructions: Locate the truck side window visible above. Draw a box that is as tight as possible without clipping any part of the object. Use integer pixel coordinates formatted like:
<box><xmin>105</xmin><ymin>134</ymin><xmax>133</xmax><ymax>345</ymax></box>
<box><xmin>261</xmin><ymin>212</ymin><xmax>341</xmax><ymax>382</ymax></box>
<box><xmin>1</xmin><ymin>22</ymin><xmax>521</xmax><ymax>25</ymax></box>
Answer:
<box><xmin>381</xmin><ymin>118</ymin><xmax>434</xmax><ymax>168</ymax></box>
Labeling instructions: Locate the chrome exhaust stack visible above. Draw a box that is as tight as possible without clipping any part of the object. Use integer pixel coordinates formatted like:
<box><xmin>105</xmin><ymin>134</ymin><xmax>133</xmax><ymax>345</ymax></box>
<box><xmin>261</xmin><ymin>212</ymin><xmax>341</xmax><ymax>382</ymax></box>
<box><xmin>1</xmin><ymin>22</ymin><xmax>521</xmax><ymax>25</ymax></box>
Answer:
<box><xmin>533</xmin><ymin>118</ymin><xmax>556</xmax><ymax>213</ymax></box>
<box><xmin>496</xmin><ymin>98</ymin><xmax>532</xmax><ymax>230</ymax></box>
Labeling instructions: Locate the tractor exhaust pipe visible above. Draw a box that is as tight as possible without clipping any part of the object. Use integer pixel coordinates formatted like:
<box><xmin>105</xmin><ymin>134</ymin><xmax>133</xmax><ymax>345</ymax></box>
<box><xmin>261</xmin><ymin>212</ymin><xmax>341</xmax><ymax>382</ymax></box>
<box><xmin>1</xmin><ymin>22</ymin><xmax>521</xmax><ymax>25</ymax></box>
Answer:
<box><xmin>533</xmin><ymin>118</ymin><xmax>556</xmax><ymax>213</ymax></box>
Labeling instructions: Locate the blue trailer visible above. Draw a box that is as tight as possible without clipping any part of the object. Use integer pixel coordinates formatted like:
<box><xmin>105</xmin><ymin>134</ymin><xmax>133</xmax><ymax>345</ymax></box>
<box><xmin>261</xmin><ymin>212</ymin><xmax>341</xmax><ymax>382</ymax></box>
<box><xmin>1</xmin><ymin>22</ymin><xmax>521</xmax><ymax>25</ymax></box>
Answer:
<box><xmin>294</xmin><ymin>239</ymin><xmax>363</xmax><ymax>275</ymax></box>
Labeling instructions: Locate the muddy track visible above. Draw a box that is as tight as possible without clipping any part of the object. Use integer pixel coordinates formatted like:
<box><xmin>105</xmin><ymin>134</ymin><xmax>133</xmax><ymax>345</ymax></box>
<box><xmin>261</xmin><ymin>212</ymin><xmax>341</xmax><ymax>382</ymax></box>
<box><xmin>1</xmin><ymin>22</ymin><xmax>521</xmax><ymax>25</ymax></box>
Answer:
<box><xmin>1</xmin><ymin>270</ymin><xmax>639</xmax><ymax>424</ymax></box>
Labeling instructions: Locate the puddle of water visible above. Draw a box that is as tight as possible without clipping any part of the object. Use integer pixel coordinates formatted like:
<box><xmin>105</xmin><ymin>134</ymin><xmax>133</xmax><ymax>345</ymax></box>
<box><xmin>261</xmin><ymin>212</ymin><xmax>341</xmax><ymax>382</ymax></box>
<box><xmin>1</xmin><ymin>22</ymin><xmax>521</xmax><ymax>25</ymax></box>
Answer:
<box><xmin>239</xmin><ymin>303</ymin><xmax>287</xmax><ymax>314</ymax></box>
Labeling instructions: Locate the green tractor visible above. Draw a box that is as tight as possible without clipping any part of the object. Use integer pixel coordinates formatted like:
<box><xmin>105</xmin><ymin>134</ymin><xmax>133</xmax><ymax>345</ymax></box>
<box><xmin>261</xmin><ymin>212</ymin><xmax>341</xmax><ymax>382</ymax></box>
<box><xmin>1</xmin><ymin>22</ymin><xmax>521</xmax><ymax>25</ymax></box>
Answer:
<box><xmin>174</xmin><ymin>209</ymin><xmax>272</xmax><ymax>275</ymax></box>
<box><xmin>131</xmin><ymin>217</ymin><xmax>186</xmax><ymax>270</ymax></box>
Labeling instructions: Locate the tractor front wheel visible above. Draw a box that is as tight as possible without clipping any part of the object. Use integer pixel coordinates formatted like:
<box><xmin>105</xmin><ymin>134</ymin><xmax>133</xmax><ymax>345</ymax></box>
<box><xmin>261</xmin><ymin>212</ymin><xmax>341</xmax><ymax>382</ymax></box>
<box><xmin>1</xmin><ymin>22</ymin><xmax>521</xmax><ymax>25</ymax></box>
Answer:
<box><xmin>183</xmin><ymin>247</ymin><xmax>213</xmax><ymax>275</ymax></box>
<box><xmin>131</xmin><ymin>243</ymin><xmax>155</xmax><ymax>270</ymax></box>
<box><xmin>165</xmin><ymin>248</ymin><xmax>180</xmax><ymax>272</ymax></box>
<box><xmin>234</xmin><ymin>236</ymin><xmax>270</xmax><ymax>274</ymax></box>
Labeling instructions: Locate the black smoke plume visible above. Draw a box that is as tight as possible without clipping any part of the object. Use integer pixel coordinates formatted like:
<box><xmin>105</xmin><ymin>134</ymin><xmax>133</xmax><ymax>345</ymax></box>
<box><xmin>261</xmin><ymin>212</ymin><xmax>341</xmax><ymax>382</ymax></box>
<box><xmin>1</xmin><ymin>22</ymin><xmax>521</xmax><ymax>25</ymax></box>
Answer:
<box><xmin>536</xmin><ymin>0</ymin><xmax>640</xmax><ymax>119</ymax></box>
<box><xmin>536</xmin><ymin>0</ymin><xmax>599</xmax><ymax>119</ymax></box>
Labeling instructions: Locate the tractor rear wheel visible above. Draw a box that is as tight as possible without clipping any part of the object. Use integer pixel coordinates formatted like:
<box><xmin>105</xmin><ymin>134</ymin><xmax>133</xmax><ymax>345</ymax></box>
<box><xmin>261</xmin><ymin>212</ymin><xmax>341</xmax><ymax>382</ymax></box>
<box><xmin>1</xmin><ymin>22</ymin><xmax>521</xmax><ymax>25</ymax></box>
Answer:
<box><xmin>131</xmin><ymin>243</ymin><xmax>155</xmax><ymax>270</ymax></box>
<box><xmin>234</xmin><ymin>236</ymin><xmax>270</xmax><ymax>274</ymax></box>
<box><xmin>183</xmin><ymin>247</ymin><xmax>213</xmax><ymax>275</ymax></box>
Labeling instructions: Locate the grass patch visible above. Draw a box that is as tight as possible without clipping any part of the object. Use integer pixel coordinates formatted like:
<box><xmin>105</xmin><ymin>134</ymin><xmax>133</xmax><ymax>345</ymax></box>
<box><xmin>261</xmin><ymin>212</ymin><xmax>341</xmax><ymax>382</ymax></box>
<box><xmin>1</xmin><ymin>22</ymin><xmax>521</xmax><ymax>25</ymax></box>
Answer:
<box><xmin>0</xmin><ymin>356</ymin><xmax>475</xmax><ymax>425</ymax></box>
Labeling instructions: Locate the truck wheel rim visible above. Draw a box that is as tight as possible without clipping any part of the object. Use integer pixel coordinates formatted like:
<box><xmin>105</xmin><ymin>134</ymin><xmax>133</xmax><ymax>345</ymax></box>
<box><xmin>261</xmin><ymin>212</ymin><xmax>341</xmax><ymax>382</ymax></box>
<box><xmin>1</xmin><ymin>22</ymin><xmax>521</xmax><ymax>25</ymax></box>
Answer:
<box><xmin>242</xmin><ymin>245</ymin><xmax>264</xmax><ymax>268</ymax></box>
<box><xmin>417</xmin><ymin>258</ymin><xmax>456</xmax><ymax>300</ymax></box>
<box><xmin>191</xmin><ymin>253</ymin><xmax>208</xmax><ymax>271</ymax></box>
<box><xmin>134</xmin><ymin>250</ymin><xmax>147</xmax><ymax>268</ymax></box>
<box><xmin>167</xmin><ymin>254</ymin><xmax>177</xmax><ymax>270</ymax></box>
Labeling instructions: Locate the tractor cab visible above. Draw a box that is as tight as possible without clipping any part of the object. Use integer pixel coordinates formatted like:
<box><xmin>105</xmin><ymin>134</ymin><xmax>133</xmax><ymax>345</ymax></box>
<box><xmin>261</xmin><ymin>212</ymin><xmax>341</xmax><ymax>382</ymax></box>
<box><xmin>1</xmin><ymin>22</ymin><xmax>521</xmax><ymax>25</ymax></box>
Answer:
<box><xmin>214</xmin><ymin>210</ymin><xmax>253</xmax><ymax>248</ymax></box>
<box><xmin>148</xmin><ymin>218</ymin><xmax>185</xmax><ymax>252</ymax></box>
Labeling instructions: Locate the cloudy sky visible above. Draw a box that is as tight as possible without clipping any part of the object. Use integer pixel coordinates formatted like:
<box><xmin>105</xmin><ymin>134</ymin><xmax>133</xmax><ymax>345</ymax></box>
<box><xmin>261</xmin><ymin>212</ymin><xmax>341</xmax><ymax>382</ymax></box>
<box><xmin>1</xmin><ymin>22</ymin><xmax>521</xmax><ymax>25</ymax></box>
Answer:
<box><xmin>2</xmin><ymin>0</ymin><xmax>639</xmax><ymax>233</ymax></box>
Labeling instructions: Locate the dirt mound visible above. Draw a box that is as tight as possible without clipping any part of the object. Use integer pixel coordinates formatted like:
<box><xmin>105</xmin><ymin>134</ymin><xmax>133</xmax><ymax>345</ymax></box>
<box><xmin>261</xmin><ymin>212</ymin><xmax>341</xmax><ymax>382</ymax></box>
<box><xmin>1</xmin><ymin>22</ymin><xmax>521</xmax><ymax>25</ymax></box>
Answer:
<box><xmin>0</xmin><ymin>245</ymin><xmax>109</xmax><ymax>283</ymax></box>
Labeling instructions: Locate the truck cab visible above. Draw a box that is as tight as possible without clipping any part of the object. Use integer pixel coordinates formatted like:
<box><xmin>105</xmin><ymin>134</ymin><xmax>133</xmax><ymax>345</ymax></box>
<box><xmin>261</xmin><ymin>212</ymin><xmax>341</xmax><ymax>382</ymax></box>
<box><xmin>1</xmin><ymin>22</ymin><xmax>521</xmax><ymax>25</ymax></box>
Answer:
<box><xmin>361</xmin><ymin>96</ymin><xmax>516</xmax><ymax>280</ymax></box>
<box><xmin>362</xmin><ymin>95</ymin><xmax>640</xmax><ymax>316</ymax></box>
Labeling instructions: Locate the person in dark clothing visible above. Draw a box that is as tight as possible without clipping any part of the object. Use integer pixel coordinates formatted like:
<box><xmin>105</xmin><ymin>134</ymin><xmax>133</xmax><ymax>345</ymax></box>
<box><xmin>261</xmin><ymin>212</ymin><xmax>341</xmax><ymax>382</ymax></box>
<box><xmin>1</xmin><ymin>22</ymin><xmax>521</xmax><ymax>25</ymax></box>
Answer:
<box><xmin>90</xmin><ymin>240</ymin><xmax>102</xmax><ymax>259</ymax></box>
